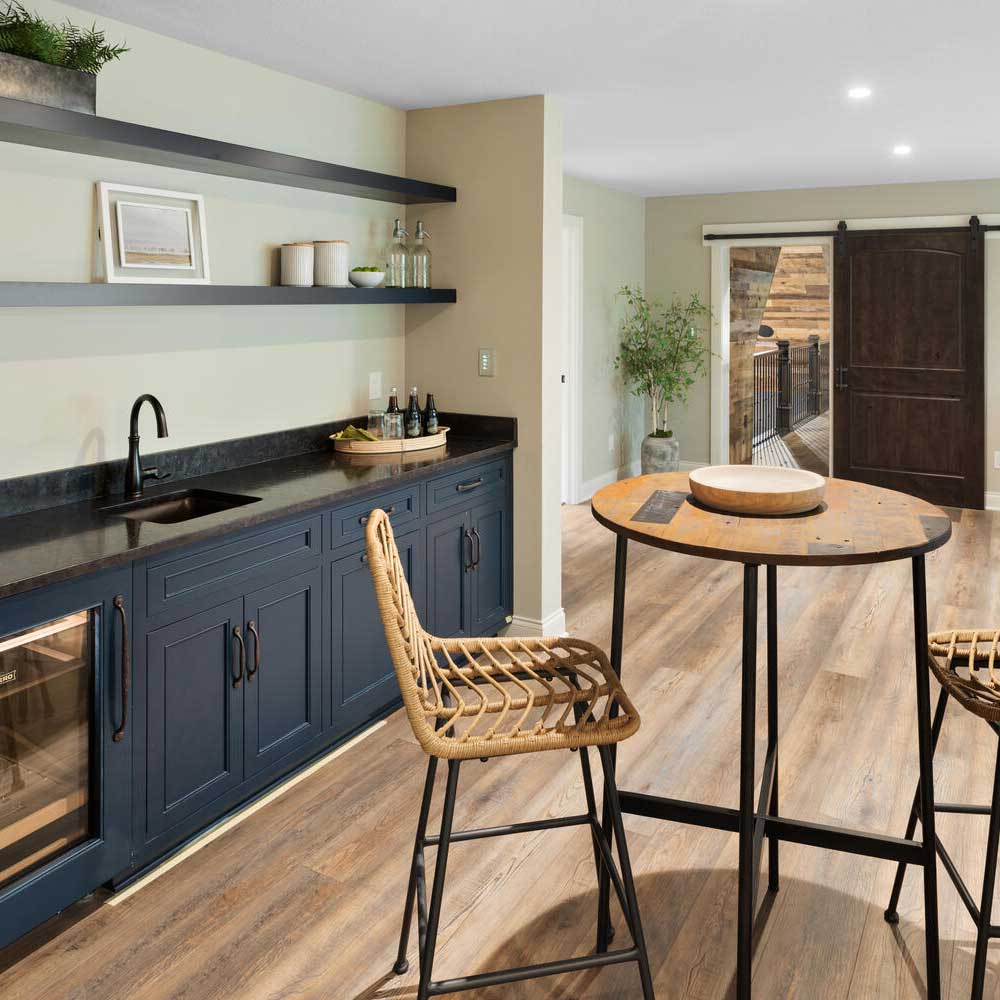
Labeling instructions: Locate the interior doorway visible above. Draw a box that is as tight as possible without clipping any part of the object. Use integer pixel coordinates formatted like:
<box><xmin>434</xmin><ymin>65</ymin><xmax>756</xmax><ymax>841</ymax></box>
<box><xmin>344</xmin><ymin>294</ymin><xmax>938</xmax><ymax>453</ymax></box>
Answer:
<box><xmin>560</xmin><ymin>215</ymin><xmax>583</xmax><ymax>505</ymax></box>
<box><xmin>729</xmin><ymin>244</ymin><xmax>832</xmax><ymax>475</ymax></box>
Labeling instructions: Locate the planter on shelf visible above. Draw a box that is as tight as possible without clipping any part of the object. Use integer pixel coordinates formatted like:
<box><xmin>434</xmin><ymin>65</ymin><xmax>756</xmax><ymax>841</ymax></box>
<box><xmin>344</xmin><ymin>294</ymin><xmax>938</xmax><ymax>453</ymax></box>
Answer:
<box><xmin>641</xmin><ymin>433</ymin><xmax>680</xmax><ymax>475</ymax></box>
<box><xmin>0</xmin><ymin>52</ymin><xmax>96</xmax><ymax>114</ymax></box>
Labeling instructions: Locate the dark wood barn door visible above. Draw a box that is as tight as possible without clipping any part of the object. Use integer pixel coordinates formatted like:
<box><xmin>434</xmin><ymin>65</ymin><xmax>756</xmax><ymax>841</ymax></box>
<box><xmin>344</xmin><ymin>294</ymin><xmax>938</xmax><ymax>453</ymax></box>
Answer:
<box><xmin>833</xmin><ymin>225</ymin><xmax>984</xmax><ymax>508</ymax></box>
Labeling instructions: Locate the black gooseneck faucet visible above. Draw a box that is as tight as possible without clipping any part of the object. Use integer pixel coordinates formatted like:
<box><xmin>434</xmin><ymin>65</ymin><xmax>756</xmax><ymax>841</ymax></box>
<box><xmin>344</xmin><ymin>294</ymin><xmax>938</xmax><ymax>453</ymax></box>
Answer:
<box><xmin>125</xmin><ymin>394</ymin><xmax>170</xmax><ymax>499</ymax></box>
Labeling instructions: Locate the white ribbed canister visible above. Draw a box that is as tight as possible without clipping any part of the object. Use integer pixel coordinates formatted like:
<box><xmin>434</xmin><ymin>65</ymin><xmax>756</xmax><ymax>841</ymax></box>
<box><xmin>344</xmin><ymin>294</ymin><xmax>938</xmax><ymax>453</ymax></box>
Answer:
<box><xmin>280</xmin><ymin>243</ymin><xmax>314</xmax><ymax>287</ymax></box>
<box><xmin>314</xmin><ymin>240</ymin><xmax>350</xmax><ymax>287</ymax></box>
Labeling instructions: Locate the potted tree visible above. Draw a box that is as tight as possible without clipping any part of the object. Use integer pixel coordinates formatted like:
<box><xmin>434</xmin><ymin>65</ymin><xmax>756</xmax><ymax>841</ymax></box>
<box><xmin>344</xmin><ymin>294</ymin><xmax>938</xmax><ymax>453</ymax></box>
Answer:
<box><xmin>615</xmin><ymin>285</ymin><xmax>710</xmax><ymax>474</ymax></box>
<box><xmin>0</xmin><ymin>2</ymin><xmax>127</xmax><ymax>115</ymax></box>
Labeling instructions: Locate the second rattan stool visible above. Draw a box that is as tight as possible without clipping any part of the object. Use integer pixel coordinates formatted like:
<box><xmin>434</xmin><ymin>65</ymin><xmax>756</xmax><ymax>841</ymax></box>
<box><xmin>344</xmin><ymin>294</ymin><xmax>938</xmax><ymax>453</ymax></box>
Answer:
<box><xmin>365</xmin><ymin>509</ymin><xmax>655</xmax><ymax>999</ymax></box>
<box><xmin>886</xmin><ymin>629</ymin><xmax>1000</xmax><ymax>1000</ymax></box>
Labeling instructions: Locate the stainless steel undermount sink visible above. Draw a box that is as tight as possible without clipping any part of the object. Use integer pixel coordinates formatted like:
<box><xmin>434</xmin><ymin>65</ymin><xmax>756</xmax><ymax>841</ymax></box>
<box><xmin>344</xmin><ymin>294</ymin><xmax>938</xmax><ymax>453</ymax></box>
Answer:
<box><xmin>99</xmin><ymin>489</ymin><xmax>261</xmax><ymax>525</ymax></box>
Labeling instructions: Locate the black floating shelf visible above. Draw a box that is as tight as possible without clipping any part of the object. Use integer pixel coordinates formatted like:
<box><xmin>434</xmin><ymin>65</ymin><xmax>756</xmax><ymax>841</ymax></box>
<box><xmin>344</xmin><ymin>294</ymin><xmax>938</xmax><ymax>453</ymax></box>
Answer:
<box><xmin>0</xmin><ymin>96</ymin><xmax>456</xmax><ymax>205</ymax></box>
<box><xmin>0</xmin><ymin>283</ymin><xmax>457</xmax><ymax>308</ymax></box>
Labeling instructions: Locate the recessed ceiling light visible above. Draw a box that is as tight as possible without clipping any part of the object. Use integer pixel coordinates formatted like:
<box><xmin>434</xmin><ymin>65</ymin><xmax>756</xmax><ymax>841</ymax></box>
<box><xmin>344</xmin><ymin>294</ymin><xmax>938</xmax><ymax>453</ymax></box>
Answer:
<box><xmin>848</xmin><ymin>85</ymin><xmax>872</xmax><ymax>100</ymax></box>
<box><xmin>893</xmin><ymin>144</ymin><xmax>912</xmax><ymax>156</ymax></box>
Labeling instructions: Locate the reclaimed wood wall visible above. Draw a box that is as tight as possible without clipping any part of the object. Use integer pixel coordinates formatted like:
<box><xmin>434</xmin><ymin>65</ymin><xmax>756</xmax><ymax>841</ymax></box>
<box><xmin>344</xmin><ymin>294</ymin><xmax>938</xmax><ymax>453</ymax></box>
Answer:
<box><xmin>761</xmin><ymin>245</ymin><xmax>831</xmax><ymax>343</ymax></box>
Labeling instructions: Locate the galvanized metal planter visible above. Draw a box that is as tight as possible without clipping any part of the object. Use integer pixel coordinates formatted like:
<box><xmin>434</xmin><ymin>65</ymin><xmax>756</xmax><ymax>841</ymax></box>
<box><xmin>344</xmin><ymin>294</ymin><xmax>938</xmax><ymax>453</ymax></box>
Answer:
<box><xmin>0</xmin><ymin>52</ymin><xmax>96</xmax><ymax>114</ymax></box>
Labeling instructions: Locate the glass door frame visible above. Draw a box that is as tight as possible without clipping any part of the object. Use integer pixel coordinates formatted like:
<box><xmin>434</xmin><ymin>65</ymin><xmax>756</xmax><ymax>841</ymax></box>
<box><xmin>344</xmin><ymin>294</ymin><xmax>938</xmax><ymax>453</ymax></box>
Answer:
<box><xmin>0</xmin><ymin>567</ymin><xmax>131</xmax><ymax>951</ymax></box>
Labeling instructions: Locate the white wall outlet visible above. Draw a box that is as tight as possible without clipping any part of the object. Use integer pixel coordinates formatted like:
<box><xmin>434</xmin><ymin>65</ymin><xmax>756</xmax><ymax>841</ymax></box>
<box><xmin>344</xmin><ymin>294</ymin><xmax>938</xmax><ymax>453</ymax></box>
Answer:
<box><xmin>478</xmin><ymin>347</ymin><xmax>496</xmax><ymax>378</ymax></box>
<box><xmin>994</xmin><ymin>450</ymin><xmax>1000</xmax><ymax>470</ymax></box>
<box><xmin>368</xmin><ymin>371</ymin><xmax>383</xmax><ymax>401</ymax></box>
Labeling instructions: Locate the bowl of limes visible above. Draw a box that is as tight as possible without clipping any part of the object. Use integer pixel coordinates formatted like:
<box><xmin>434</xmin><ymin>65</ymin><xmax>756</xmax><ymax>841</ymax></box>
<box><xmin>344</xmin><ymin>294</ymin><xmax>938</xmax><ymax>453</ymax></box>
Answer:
<box><xmin>349</xmin><ymin>266</ymin><xmax>385</xmax><ymax>288</ymax></box>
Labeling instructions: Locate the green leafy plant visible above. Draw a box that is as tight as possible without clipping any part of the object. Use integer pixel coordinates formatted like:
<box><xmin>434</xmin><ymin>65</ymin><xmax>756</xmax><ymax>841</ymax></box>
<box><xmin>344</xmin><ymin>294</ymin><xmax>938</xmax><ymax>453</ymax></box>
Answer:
<box><xmin>615</xmin><ymin>285</ymin><xmax>710</xmax><ymax>438</ymax></box>
<box><xmin>0</xmin><ymin>2</ymin><xmax>127</xmax><ymax>74</ymax></box>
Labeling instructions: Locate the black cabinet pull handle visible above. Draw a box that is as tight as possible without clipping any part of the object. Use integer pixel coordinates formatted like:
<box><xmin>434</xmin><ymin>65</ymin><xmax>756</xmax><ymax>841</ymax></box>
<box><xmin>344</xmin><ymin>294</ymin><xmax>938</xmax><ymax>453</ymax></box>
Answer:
<box><xmin>359</xmin><ymin>505</ymin><xmax>395</xmax><ymax>525</ymax></box>
<box><xmin>456</xmin><ymin>478</ymin><xmax>483</xmax><ymax>493</ymax></box>
<box><xmin>471</xmin><ymin>527</ymin><xmax>482</xmax><ymax>569</ymax></box>
<box><xmin>112</xmin><ymin>594</ymin><xmax>130</xmax><ymax>743</ymax></box>
<box><xmin>464</xmin><ymin>529</ymin><xmax>475</xmax><ymax>572</ymax></box>
<box><xmin>246</xmin><ymin>620</ymin><xmax>261</xmax><ymax>681</ymax></box>
<box><xmin>232</xmin><ymin>626</ymin><xmax>245</xmax><ymax>688</ymax></box>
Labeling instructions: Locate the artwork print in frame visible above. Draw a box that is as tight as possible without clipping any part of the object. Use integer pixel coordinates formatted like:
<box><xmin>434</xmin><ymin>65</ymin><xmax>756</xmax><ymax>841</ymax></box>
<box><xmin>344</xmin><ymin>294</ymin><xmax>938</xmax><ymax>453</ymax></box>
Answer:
<box><xmin>97</xmin><ymin>182</ymin><xmax>210</xmax><ymax>284</ymax></box>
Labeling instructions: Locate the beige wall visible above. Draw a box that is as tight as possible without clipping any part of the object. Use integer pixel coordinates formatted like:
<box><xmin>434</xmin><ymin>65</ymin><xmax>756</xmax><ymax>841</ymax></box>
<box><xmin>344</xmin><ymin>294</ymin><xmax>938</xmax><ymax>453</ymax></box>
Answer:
<box><xmin>405</xmin><ymin>97</ymin><xmax>564</xmax><ymax>629</ymax></box>
<box><xmin>563</xmin><ymin>176</ymin><xmax>646</xmax><ymax>490</ymax></box>
<box><xmin>0</xmin><ymin>0</ymin><xmax>407</xmax><ymax>478</ymax></box>
<box><xmin>646</xmin><ymin>178</ymin><xmax>1000</xmax><ymax>492</ymax></box>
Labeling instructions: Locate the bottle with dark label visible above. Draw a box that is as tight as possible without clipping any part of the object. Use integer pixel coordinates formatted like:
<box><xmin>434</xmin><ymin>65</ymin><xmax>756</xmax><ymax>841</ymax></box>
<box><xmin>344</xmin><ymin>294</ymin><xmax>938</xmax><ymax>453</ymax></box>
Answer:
<box><xmin>424</xmin><ymin>392</ymin><xmax>439</xmax><ymax>435</ymax></box>
<box><xmin>405</xmin><ymin>386</ymin><xmax>422</xmax><ymax>438</ymax></box>
<box><xmin>386</xmin><ymin>387</ymin><xmax>400</xmax><ymax>413</ymax></box>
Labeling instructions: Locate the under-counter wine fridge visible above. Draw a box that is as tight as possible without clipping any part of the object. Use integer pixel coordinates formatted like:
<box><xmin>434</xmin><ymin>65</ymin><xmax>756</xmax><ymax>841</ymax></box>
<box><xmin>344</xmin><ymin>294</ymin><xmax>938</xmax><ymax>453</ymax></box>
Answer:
<box><xmin>0</xmin><ymin>570</ymin><xmax>131</xmax><ymax>951</ymax></box>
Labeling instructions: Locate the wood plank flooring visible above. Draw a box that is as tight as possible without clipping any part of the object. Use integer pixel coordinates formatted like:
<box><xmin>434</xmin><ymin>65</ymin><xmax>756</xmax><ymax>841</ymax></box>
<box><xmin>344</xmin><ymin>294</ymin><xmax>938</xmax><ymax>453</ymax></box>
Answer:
<box><xmin>2</xmin><ymin>501</ymin><xmax>999</xmax><ymax>999</ymax></box>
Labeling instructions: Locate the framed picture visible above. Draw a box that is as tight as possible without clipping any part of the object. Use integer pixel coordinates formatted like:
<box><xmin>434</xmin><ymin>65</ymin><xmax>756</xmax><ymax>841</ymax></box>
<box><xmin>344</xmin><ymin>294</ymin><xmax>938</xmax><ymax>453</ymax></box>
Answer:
<box><xmin>97</xmin><ymin>183</ymin><xmax>210</xmax><ymax>283</ymax></box>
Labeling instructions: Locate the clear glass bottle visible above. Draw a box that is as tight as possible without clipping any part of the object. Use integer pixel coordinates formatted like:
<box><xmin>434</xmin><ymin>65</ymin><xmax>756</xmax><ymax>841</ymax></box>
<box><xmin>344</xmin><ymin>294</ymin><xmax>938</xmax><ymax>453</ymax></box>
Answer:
<box><xmin>385</xmin><ymin>218</ymin><xmax>409</xmax><ymax>288</ymax></box>
<box><xmin>410</xmin><ymin>220</ymin><xmax>432</xmax><ymax>289</ymax></box>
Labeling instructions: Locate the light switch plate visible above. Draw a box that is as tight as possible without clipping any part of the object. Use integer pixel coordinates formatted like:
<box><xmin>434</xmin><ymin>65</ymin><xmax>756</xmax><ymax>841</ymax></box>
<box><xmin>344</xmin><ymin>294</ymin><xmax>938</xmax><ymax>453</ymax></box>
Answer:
<box><xmin>478</xmin><ymin>347</ymin><xmax>496</xmax><ymax>378</ymax></box>
<box><xmin>368</xmin><ymin>371</ymin><xmax>383</xmax><ymax>401</ymax></box>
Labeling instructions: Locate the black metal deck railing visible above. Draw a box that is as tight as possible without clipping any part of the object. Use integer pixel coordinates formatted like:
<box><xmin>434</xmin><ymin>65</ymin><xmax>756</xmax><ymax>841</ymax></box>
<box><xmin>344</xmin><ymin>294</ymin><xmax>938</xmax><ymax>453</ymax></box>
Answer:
<box><xmin>753</xmin><ymin>335</ymin><xmax>828</xmax><ymax>446</ymax></box>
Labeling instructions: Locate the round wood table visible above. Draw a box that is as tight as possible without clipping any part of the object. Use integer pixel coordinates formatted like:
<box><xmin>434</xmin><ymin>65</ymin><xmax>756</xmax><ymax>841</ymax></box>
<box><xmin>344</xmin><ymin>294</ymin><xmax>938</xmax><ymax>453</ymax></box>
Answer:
<box><xmin>590</xmin><ymin>472</ymin><xmax>953</xmax><ymax>1000</ymax></box>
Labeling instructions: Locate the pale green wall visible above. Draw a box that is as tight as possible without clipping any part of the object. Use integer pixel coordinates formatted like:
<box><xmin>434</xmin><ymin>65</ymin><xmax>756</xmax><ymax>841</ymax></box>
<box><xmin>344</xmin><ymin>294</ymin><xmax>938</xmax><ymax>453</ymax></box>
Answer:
<box><xmin>645</xmin><ymin>178</ymin><xmax>1000</xmax><ymax>491</ymax></box>
<box><xmin>0</xmin><ymin>0</ymin><xmax>407</xmax><ymax>478</ymax></box>
<box><xmin>563</xmin><ymin>175</ymin><xmax>646</xmax><ymax>490</ymax></box>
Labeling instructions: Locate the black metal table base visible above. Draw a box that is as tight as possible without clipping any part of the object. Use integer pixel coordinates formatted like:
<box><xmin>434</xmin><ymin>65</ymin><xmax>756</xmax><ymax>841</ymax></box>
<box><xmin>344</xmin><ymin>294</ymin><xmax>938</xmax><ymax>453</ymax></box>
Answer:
<box><xmin>598</xmin><ymin>540</ymin><xmax>942</xmax><ymax>1000</ymax></box>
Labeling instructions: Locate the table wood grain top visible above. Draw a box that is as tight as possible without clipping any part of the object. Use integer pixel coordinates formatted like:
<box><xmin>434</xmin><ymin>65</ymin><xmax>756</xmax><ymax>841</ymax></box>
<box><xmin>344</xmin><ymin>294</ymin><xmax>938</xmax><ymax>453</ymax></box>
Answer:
<box><xmin>591</xmin><ymin>472</ymin><xmax>953</xmax><ymax>566</ymax></box>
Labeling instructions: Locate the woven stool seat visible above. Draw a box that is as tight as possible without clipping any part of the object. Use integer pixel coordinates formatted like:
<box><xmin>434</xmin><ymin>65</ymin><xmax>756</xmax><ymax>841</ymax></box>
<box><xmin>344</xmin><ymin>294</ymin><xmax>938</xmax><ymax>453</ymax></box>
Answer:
<box><xmin>366</xmin><ymin>510</ymin><xmax>640</xmax><ymax>760</ymax></box>
<box><xmin>928</xmin><ymin>629</ymin><xmax>1000</xmax><ymax>723</ymax></box>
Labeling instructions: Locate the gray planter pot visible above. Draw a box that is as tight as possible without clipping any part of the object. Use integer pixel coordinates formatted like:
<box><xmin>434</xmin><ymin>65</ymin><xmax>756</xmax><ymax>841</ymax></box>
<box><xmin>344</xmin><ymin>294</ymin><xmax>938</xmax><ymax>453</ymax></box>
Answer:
<box><xmin>641</xmin><ymin>434</ymin><xmax>681</xmax><ymax>474</ymax></box>
<box><xmin>0</xmin><ymin>52</ymin><xmax>96</xmax><ymax>115</ymax></box>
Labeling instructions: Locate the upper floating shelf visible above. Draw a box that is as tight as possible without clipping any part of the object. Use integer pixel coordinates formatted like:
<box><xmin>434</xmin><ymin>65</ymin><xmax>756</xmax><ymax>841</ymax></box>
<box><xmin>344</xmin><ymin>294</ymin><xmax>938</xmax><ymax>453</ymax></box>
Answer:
<box><xmin>0</xmin><ymin>96</ymin><xmax>456</xmax><ymax>205</ymax></box>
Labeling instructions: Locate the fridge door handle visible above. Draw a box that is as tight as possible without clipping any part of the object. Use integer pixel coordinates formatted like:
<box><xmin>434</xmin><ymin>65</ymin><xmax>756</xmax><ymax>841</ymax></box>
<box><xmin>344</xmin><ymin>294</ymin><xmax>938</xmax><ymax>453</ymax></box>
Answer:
<box><xmin>112</xmin><ymin>595</ymin><xmax>130</xmax><ymax>743</ymax></box>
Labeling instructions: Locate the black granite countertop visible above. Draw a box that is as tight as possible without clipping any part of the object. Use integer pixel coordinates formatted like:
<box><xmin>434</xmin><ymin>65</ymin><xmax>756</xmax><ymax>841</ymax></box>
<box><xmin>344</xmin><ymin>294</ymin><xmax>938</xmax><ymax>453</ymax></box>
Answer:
<box><xmin>0</xmin><ymin>430</ymin><xmax>514</xmax><ymax>602</ymax></box>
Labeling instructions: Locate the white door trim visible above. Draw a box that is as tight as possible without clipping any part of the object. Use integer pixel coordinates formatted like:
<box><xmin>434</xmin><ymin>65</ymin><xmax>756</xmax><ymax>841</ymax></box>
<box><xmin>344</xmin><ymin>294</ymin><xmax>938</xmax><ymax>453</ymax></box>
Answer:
<box><xmin>561</xmin><ymin>214</ymin><xmax>584</xmax><ymax>504</ymax></box>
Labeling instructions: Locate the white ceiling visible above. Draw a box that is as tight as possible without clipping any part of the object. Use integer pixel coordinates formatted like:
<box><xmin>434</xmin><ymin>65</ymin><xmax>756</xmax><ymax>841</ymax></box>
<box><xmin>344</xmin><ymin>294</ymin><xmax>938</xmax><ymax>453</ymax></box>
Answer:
<box><xmin>75</xmin><ymin>0</ymin><xmax>1000</xmax><ymax>197</ymax></box>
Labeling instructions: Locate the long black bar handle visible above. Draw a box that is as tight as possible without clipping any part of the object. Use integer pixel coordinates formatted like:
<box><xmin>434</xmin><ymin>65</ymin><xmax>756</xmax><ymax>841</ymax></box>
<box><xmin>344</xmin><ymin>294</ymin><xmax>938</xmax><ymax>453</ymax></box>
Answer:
<box><xmin>456</xmin><ymin>478</ymin><xmax>483</xmax><ymax>493</ymax></box>
<box><xmin>463</xmin><ymin>529</ymin><xmax>475</xmax><ymax>572</ymax></box>
<box><xmin>246</xmin><ymin>619</ymin><xmax>261</xmax><ymax>681</ymax></box>
<box><xmin>359</xmin><ymin>505</ymin><xmax>395</xmax><ymax>525</ymax></box>
<box><xmin>471</xmin><ymin>527</ymin><xmax>481</xmax><ymax>569</ymax></box>
<box><xmin>112</xmin><ymin>595</ymin><xmax>130</xmax><ymax>743</ymax></box>
<box><xmin>232</xmin><ymin>626</ymin><xmax>246</xmax><ymax>688</ymax></box>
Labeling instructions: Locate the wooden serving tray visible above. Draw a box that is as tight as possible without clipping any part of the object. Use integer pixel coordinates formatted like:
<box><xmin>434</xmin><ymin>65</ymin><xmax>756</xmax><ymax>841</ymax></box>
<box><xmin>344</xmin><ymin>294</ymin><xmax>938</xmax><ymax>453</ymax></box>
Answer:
<box><xmin>330</xmin><ymin>426</ymin><xmax>449</xmax><ymax>454</ymax></box>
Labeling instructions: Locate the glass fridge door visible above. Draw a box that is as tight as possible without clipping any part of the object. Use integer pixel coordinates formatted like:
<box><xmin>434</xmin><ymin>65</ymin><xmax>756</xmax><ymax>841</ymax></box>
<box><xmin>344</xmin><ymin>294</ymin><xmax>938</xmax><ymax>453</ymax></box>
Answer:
<box><xmin>0</xmin><ymin>609</ymin><xmax>95</xmax><ymax>890</ymax></box>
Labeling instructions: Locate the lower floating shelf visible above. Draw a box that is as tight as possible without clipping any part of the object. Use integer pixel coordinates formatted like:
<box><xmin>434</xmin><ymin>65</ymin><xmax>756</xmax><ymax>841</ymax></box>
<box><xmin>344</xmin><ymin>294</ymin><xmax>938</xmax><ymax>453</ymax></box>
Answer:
<box><xmin>0</xmin><ymin>283</ymin><xmax>457</xmax><ymax>307</ymax></box>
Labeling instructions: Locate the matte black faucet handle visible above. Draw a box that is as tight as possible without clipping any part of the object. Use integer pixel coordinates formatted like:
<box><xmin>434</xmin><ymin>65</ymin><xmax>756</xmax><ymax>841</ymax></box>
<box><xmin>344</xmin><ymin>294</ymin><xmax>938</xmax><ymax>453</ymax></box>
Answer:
<box><xmin>141</xmin><ymin>467</ymin><xmax>171</xmax><ymax>485</ymax></box>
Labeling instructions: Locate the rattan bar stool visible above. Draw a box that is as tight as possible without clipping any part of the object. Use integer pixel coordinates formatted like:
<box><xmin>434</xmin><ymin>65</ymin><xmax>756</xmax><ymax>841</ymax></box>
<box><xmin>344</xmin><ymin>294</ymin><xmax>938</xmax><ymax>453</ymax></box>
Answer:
<box><xmin>886</xmin><ymin>629</ymin><xmax>1000</xmax><ymax>999</ymax></box>
<box><xmin>365</xmin><ymin>509</ymin><xmax>655</xmax><ymax>1000</ymax></box>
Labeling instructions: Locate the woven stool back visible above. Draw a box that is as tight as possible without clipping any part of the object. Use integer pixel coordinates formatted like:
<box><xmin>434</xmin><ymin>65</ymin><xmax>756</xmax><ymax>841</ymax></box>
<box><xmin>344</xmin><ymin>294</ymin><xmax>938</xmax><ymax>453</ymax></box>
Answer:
<box><xmin>928</xmin><ymin>629</ymin><xmax>1000</xmax><ymax>723</ymax></box>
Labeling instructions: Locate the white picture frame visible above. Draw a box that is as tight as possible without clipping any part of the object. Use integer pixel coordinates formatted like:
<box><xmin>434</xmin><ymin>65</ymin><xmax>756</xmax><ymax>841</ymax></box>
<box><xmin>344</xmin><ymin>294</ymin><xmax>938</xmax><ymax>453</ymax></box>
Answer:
<box><xmin>97</xmin><ymin>182</ymin><xmax>210</xmax><ymax>284</ymax></box>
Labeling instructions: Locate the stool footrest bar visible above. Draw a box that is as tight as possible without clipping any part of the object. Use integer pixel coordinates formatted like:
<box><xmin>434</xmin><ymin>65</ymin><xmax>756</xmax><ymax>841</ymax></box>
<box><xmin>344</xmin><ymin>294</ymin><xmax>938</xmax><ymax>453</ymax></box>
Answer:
<box><xmin>935</xmin><ymin>802</ymin><xmax>993</xmax><ymax>815</ymax></box>
<box><xmin>424</xmin><ymin>813</ymin><xmax>591</xmax><ymax>846</ymax></box>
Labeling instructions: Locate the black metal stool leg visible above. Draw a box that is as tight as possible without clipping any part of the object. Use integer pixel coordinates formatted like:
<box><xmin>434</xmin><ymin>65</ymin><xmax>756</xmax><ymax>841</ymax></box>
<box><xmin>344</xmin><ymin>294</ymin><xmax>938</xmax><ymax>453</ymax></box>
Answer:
<box><xmin>737</xmin><ymin>563</ymin><xmax>759</xmax><ymax>1000</ymax></box>
<box><xmin>766</xmin><ymin>564</ymin><xmax>780</xmax><ymax>893</ymax></box>
<box><xmin>417</xmin><ymin>760</ymin><xmax>461</xmax><ymax>1000</ymax></box>
<box><xmin>598</xmin><ymin>744</ymin><xmax>656</xmax><ymax>1000</ymax></box>
<box><xmin>598</xmin><ymin>534</ymin><xmax>629</xmax><ymax>953</ymax></box>
<box><xmin>395</xmin><ymin>756</ymin><xmax>439</xmax><ymax>975</ymax></box>
<box><xmin>911</xmin><ymin>556</ymin><xmax>941</xmax><ymax>999</ymax></box>
<box><xmin>971</xmin><ymin>735</ymin><xmax>1000</xmax><ymax>1000</ymax></box>
<box><xmin>885</xmin><ymin>686</ymin><xmax>949</xmax><ymax>924</ymax></box>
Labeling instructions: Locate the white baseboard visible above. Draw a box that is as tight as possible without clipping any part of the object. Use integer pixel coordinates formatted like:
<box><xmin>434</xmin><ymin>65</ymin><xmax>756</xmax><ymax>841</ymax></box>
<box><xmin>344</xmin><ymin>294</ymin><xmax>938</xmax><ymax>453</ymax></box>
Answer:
<box><xmin>577</xmin><ymin>458</ymin><xmax>707</xmax><ymax>502</ymax></box>
<box><xmin>986</xmin><ymin>492</ymin><xmax>1000</xmax><ymax>511</ymax></box>
<box><xmin>506</xmin><ymin>607</ymin><xmax>567</xmax><ymax>637</ymax></box>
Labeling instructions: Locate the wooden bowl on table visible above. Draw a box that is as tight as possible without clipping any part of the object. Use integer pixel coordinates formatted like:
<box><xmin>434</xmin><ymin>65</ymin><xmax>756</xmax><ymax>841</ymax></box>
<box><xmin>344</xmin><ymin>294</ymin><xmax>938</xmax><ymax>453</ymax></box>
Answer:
<box><xmin>688</xmin><ymin>465</ymin><xmax>826</xmax><ymax>516</ymax></box>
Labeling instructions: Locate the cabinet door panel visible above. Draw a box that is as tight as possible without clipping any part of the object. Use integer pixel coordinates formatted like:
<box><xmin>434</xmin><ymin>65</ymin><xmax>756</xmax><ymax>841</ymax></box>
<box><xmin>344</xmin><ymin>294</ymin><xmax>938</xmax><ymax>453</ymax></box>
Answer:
<box><xmin>144</xmin><ymin>599</ymin><xmax>243</xmax><ymax>841</ymax></box>
<box><xmin>425</xmin><ymin>510</ymin><xmax>470</xmax><ymax>639</ymax></box>
<box><xmin>244</xmin><ymin>568</ymin><xmax>322</xmax><ymax>777</ymax></box>
<box><xmin>330</xmin><ymin>529</ymin><xmax>424</xmax><ymax>737</ymax></box>
<box><xmin>470</xmin><ymin>499</ymin><xmax>511</xmax><ymax>634</ymax></box>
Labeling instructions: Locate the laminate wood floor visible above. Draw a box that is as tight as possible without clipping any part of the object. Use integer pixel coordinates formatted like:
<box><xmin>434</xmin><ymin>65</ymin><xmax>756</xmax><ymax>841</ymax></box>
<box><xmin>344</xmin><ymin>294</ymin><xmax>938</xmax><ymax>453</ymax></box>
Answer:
<box><xmin>2</xmin><ymin>501</ymin><xmax>998</xmax><ymax>999</ymax></box>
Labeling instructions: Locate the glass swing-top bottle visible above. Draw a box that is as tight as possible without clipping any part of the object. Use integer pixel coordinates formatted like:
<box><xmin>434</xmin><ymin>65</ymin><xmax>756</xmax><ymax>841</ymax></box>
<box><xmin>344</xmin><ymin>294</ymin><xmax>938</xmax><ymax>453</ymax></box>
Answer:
<box><xmin>410</xmin><ymin>221</ymin><xmax>432</xmax><ymax>289</ymax></box>
<box><xmin>385</xmin><ymin>218</ymin><xmax>409</xmax><ymax>288</ymax></box>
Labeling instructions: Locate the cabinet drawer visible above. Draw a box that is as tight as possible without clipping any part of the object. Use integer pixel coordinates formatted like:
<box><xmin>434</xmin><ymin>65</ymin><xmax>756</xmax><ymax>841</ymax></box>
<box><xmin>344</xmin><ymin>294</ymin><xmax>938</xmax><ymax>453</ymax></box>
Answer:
<box><xmin>144</xmin><ymin>515</ymin><xmax>322</xmax><ymax>620</ymax></box>
<box><xmin>329</xmin><ymin>485</ymin><xmax>420</xmax><ymax>550</ymax></box>
<box><xmin>425</xmin><ymin>459</ymin><xmax>507</xmax><ymax>515</ymax></box>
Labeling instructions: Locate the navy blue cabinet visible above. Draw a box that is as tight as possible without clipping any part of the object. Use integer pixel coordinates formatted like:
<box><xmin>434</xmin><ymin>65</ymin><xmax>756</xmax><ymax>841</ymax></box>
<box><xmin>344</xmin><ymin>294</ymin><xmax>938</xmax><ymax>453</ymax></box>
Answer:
<box><xmin>330</xmin><ymin>527</ymin><xmax>425</xmax><ymax>737</ymax></box>
<box><xmin>143</xmin><ymin>599</ymin><xmax>245</xmax><ymax>842</ymax></box>
<box><xmin>0</xmin><ymin>567</ymin><xmax>131</xmax><ymax>951</ymax></box>
<box><xmin>469</xmin><ymin>498</ymin><xmax>512</xmax><ymax>635</ymax></box>
<box><xmin>244</xmin><ymin>568</ymin><xmax>322</xmax><ymax>777</ymax></box>
<box><xmin>425</xmin><ymin>509</ymin><xmax>471</xmax><ymax>638</ymax></box>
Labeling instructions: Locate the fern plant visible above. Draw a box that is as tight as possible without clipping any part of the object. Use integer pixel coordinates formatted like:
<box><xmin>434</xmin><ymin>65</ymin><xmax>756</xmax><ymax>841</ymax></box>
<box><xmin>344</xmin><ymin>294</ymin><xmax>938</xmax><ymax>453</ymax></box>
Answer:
<box><xmin>0</xmin><ymin>2</ymin><xmax>127</xmax><ymax>74</ymax></box>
